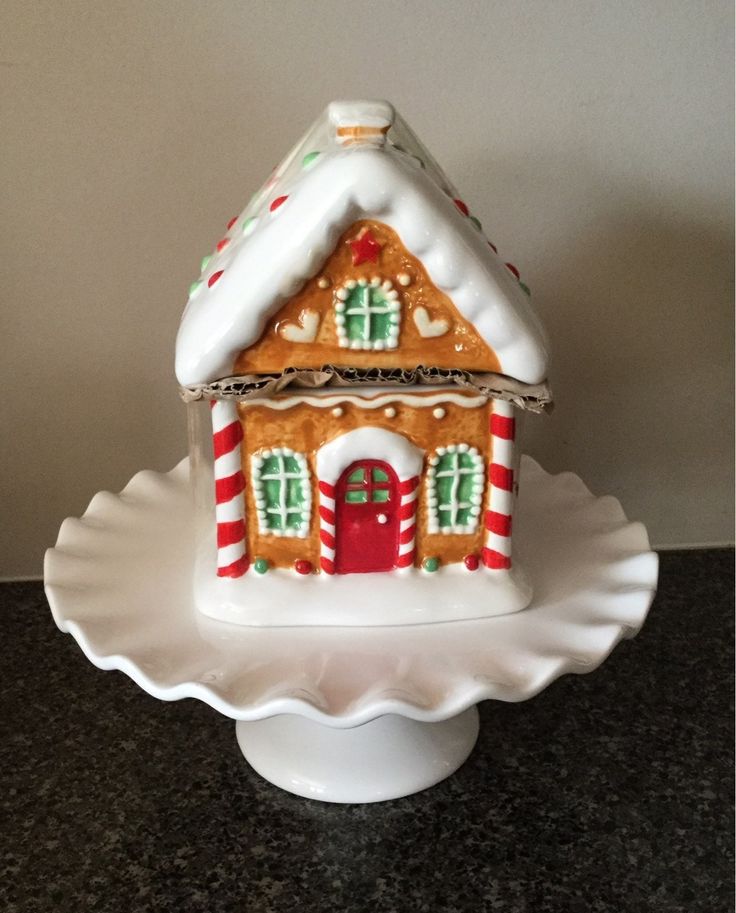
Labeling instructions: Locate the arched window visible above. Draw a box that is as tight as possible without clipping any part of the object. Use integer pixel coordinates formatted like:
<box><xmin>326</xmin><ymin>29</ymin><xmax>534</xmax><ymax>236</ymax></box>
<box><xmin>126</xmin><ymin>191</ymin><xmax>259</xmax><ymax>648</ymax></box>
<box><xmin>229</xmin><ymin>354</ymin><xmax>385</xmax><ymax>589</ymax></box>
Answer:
<box><xmin>252</xmin><ymin>448</ymin><xmax>311</xmax><ymax>537</ymax></box>
<box><xmin>426</xmin><ymin>445</ymin><xmax>485</xmax><ymax>534</ymax></box>
<box><xmin>334</xmin><ymin>277</ymin><xmax>400</xmax><ymax>350</ymax></box>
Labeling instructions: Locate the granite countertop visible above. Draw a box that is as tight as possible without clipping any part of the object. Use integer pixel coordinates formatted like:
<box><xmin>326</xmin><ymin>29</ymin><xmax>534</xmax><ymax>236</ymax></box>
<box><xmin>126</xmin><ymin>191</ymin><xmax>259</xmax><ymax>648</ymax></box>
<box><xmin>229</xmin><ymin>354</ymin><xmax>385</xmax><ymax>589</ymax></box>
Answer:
<box><xmin>2</xmin><ymin>550</ymin><xmax>733</xmax><ymax>913</ymax></box>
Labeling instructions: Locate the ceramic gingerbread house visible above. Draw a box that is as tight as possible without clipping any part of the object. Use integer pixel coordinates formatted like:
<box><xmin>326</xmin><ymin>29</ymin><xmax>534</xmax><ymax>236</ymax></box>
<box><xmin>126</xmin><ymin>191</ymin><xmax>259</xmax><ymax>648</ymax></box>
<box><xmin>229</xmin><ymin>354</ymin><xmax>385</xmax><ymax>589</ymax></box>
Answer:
<box><xmin>176</xmin><ymin>100</ymin><xmax>551</xmax><ymax>626</ymax></box>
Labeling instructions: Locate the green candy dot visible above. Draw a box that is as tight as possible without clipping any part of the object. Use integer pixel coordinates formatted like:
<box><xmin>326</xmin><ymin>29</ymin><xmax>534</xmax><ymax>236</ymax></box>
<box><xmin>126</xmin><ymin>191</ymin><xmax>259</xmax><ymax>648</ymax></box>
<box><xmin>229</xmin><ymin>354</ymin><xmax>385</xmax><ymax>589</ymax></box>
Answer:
<box><xmin>302</xmin><ymin>151</ymin><xmax>321</xmax><ymax>169</ymax></box>
<box><xmin>519</xmin><ymin>281</ymin><xmax>531</xmax><ymax>296</ymax></box>
<box><xmin>254</xmin><ymin>557</ymin><xmax>269</xmax><ymax>574</ymax></box>
<box><xmin>469</xmin><ymin>215</ymin><xmax>482</xmax><ymax>231</ymax></box>
<box><xmin>200</xmin><ymin>254</ymin><xmax>212</xmax><ymax>272</ymax></box>
<box><xmin>422</xmin><ymin>556</ymin><xmax>439</xmax><ymax>573</ymax></box>
<box><xmin>188</xmin><ymin>279</ymin><xmax>202</xmax><ymax>297</ymax></box>
<box><xmin>242</xmin><ymin>216</ymin><xmax>257</xmax><ymax>236</ymax></box>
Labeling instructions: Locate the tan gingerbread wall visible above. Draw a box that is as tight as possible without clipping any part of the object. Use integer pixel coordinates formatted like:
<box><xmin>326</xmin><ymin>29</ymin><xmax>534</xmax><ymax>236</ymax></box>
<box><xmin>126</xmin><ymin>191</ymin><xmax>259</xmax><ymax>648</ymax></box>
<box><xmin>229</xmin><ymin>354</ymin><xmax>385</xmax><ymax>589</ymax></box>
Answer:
<box><xmin>238</xmin><ymin>394</ymin><xmax>494</xmax><ymax>570</ymax></box>
<box><xmin>233</xmin><ymin>219</ymin><xmax>501</xmax><ymax>375</ymax></box>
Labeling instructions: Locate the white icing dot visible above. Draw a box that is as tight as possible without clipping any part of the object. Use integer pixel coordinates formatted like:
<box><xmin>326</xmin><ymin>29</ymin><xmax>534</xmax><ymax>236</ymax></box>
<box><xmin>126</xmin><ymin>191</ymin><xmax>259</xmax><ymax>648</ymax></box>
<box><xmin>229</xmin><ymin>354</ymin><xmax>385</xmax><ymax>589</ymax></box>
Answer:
<box><xmin>397</xmin><ymin>272</ymin><xmax>411</xmax><ymax>287</ymax></box>
<box><xmin>331</xmin><ymin>406</ymin><xmax>343</xmax><ymax>417</ymax></box>
<box><xmin>433</xmin><ymin>407</ymin><xmax>446</xmax><ymax>419</ymax></box>
<box><xmin>317</xmin><ymin>277</ymin><xmax>330</xmax><ymax>289</ymax></box>
<box><xmin>384</xmin><ymin>406</ymin><xmax>396</xmax><ymax>418</ymax></box>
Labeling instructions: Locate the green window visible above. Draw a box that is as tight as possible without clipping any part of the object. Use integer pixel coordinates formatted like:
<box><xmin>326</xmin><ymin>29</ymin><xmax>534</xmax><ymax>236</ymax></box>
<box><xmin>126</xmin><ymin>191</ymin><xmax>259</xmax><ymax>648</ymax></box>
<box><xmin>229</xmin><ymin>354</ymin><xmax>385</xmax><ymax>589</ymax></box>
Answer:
<box><xmin>252</xmin><ymin>448</ymin><xmax>311</xmax><ymax>537</ymax></box>
<box><xmin>426</xmin><ymin>445</ymin><xmax>485</xmax><ymax>534</ymax></box>
<box><xmin>342</xmin><ymin>465</ymin><xmax>393</xmax><ymax>504</ymax></box>
<box><xmin>335</xmin><ymin>278</ymin><xmax>400</xmax><ymax>350</ymax></box>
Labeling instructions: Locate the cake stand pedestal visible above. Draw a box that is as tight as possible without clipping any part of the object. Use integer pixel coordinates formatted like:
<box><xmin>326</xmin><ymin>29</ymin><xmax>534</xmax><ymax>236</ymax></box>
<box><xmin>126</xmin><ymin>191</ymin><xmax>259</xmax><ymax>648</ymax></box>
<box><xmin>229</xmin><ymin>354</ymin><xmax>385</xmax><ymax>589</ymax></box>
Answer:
<box><xmin>45</xmin><ymin>457</ymin><xmax>657</xmax><ymax>804</ymax></box>
<box><xmin>237</xmin><ymin>707</ymin><xmax>479</xmax><ymax>803</ymax></box>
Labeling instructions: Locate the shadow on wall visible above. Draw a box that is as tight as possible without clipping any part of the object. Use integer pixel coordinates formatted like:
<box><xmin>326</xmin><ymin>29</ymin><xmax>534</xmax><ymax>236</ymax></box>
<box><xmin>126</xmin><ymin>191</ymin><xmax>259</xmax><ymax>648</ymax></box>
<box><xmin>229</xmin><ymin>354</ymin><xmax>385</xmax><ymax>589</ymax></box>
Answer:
<box><xmin>462</xmin><ymin>152</ymin><xmax>733</xmax><ymax>540</ymax></box>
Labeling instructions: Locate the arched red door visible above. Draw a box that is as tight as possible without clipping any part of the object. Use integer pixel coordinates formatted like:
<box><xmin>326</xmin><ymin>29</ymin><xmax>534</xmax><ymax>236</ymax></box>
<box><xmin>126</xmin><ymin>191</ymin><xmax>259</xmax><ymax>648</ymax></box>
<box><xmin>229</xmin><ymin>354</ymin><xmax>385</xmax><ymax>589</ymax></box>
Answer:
<box><xmin>335</xmin><ymin>460</ymin><xmax>400</xmax><ymax>574</ymax></box>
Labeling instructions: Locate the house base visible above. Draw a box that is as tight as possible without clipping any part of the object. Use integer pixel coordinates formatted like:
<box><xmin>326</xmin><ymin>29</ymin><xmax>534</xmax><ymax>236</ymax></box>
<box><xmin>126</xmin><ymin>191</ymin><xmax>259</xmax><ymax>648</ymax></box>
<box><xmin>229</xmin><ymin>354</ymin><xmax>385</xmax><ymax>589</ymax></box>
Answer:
<box><xmin>194</xmin><ymin>540</ymin><xmax>532</xmax><ymax>627</ymax></box>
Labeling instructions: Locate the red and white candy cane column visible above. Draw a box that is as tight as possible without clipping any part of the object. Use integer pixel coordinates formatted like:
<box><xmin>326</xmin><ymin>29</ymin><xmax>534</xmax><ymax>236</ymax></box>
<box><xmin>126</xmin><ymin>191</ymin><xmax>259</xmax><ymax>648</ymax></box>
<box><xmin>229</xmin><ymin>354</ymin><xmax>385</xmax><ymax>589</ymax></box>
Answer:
<box><xmin>211</xmin><ymin>399</ymin><xmax>248</xmax><ymax>577</ymax></box>
<box><xmin>482</xmin><ymin>399</ymin><xmax>516</xmax><ymax>570</ymax></box>
<box><xmin>396</xmin><ymin>476</ymin><xmax>419</xmax><ymax>570</ymax></box>
<box><xmin>317</xmin><ymin>479</ymin><xmax>337</xmax><ymax>575</ymax></box>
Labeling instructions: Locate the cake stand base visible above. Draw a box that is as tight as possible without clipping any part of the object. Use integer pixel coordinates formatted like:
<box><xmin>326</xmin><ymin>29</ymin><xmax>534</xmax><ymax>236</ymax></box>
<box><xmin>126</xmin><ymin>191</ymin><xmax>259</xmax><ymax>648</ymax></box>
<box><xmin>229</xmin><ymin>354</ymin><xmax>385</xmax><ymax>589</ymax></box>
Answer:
<box><xmin>236</xmin><ymin>707</ymin><xmax>480</xmax><ymax>803</ymax></box>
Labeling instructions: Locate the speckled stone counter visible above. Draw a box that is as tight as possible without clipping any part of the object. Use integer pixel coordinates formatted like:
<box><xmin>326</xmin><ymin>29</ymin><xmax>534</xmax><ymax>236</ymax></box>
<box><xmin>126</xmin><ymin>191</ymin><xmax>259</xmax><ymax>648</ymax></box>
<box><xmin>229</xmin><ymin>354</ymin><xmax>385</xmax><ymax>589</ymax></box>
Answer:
<box><xmin>2</xmin><ymin>550</ymin><xmax>733</xmax><ymax>913</ymax></box>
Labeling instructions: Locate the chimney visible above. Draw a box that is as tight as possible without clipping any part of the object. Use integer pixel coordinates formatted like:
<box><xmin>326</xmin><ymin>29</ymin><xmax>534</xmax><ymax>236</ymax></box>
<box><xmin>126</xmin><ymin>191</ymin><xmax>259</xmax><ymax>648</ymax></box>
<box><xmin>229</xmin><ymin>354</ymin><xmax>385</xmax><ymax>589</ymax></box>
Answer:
<box><xmin>329</xmin><ymin>100</ymin><xmax>394</xmax><ymax>147</ymax></box>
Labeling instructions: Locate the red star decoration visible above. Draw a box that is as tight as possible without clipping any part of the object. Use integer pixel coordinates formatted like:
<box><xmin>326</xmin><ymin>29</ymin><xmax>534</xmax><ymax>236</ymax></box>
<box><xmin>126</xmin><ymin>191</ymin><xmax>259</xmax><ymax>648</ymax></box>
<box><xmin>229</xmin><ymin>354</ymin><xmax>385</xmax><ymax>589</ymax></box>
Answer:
<box><xmin>348</xmin><ymin>229</ymin><xmax>382</xmax><ymax>266</ymax></box>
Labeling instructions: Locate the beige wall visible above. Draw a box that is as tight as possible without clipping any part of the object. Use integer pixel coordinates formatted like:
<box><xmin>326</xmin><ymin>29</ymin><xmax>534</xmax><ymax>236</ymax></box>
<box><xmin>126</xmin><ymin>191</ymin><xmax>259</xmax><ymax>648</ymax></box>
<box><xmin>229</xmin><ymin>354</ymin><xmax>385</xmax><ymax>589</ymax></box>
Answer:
<box><xmin>1</xmin><ymin>0</ymin><xmax>733</xmax><ymax>577</ymax></box>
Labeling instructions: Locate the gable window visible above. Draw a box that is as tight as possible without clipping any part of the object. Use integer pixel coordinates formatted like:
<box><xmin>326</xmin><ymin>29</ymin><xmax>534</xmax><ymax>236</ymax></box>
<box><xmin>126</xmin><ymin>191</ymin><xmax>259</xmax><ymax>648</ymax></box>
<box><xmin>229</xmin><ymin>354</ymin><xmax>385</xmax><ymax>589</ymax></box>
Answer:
<box><xmin>252</xmin><ymin>448</ymin><xmax>311</xmax><ymax>537</ymax></box>
<box><xmin>426</xmin><ymin>445</ymin><xmax>485</xmax><ymax>534</ymax></box>
<box><xmin>334</xmin><ymin>277</ymin><xmax>400</xmax><ymax>350</ymax></box>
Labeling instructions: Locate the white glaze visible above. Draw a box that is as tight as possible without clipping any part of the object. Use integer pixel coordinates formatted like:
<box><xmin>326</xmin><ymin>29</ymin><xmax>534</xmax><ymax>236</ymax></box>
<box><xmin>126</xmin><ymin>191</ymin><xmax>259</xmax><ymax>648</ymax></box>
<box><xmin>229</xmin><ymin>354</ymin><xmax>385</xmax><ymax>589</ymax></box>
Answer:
<box><xmin>175</xmin><ymin>101</ymin><xmax>549</xmax><ymax>387</ymax></box>
<box><xmin>235</xmin><ymin>708</ymin><xmax>480</xmax><ymax>803</ymax></box>
<box><xmin>316</xmin><ymin>427</ymin><xmax>423</xmax><ymax>484</ymax></box>
<box><xmin>413</xmin><ymin>305</ymin><xmax>449</xmax><ymax>338</ymax></box>
<box><xmin>279</xmin><ymin>309</ymin><xmax>320</xmax><ymax>343</ymax></box>
<box><xmin>242</xmin><ymin>387</ymin><xmax>487</xmax><ymax>411</ymax></box>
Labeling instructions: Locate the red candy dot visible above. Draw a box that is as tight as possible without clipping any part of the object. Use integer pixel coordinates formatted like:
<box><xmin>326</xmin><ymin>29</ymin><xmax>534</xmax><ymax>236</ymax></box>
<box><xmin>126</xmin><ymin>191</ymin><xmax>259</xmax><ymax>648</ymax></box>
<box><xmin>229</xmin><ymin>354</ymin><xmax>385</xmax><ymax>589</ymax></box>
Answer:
<box><xmin>226</xmin><ymin>216</ymin><xmax>237</xmax><ymax>230</ymax></box>
<box><xmin>207</xmin><ymin>270</ymin><xmax>224</xmax><ymax>287</ymax></box>
<box><xmin>488</xmin><ymin>241</ymin><xmax>498</xmax><ymax>253</ymax></box>
<box><xmin>454</xmin><ymin>199</ymin><xmax>469</xmax><ymax>216</ymax></box>
<box><xmin>464</xmin><ymin>554</ymin><xmax>480</xmax><ymax>571</ymax></box>
<box><xmin>505</xmin><ymin>262</ymin><xmax>520</xmax><ymax>278</ymax></box>
<box><xmin>270</xmin><ymin>195</ymin><xmax>288</xmax><ymax>212</ymax></box>
<box><xmin>216</xmin><ymin>237</ymin><xmax>230</xmax><ymax>253</ymax></box>
<box><xmin>295</xmin><ymin>559</ymin><xmax>313</xmax><ymax>575</ymax></box>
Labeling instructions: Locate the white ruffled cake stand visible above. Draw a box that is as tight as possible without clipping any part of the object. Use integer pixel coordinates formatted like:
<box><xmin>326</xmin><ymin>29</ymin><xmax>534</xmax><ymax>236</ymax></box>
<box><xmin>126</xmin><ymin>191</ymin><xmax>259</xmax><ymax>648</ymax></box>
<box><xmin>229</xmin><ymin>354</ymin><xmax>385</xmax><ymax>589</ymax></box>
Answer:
<box><xmin>45</xmin><ymin>456</ymin><xmax>657</xmax><ymax>803</ymax></box>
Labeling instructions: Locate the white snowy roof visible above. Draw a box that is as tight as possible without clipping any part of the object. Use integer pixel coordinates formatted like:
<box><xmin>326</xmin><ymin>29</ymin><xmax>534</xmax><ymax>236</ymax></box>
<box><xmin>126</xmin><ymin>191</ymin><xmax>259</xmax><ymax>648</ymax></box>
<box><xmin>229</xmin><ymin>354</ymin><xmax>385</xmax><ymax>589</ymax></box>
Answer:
<box><xmin>175</xmin><ymin>101</ymin><xmax>549</xmax><ymax>387</ymax></box>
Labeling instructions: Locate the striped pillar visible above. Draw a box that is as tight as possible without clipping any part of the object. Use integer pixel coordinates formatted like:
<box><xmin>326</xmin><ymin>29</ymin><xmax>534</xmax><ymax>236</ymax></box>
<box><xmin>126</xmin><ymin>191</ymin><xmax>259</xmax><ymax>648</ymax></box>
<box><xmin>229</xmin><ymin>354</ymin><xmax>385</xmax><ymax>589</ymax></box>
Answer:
<box><xmin>396</xmin><ymin>476</ymin><xmax>420</xmax><ymax>569</ymax></box>
<box><xmin>482</xmin><ymin>399</ymin><xmax>515</xmax><ymax>570</ymax></box>
<box><xmin>211</xmin><ymin>399</ymin><xmax>249</xmax><ymax>577</ymax></box>
<box><xmin>318</xmin><ymin>480</ymin><xmax>337</xmax><ymax>574</ymax></box>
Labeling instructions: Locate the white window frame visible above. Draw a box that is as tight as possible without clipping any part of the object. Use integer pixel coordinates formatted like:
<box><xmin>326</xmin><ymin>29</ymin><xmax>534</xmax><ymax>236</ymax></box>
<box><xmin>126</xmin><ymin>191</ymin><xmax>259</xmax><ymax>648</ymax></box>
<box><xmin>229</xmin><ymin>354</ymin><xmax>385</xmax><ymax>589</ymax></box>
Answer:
<box><xmin>334</xmin><ymin>277</ymin><xmax>400</xmax><ymax>350</ymax></box>
<box><xmin>251</xmin><ymin>447</ymin><xmax>311</xmax><ymax>538</ymax></box>
<box><xmin>426</xmin><ymin>444</ymin><xmax>485</xmax><ymax>534</ymax></box>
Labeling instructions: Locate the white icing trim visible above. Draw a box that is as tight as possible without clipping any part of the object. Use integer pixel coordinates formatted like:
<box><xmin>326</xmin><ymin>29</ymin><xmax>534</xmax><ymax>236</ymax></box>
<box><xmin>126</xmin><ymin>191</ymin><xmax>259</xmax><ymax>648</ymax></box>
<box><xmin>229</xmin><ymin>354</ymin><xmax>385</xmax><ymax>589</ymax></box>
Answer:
<box><xmin>279</xmin><ymin>308</ymin><xmax>320</xmax><ymax>343</ymax></box>
<box><xmin>413</xmin><ymin>305</ymin><xmax>449</xmax><ymax>338</ymax></box>
<box><xmin>175</xmin><ymin>144</ymin><xmax>549</xmax><ymax>386</ymax></box>
<box><xmin>242</xmin><ymin>389</ymin><xmax>487</xmax><ymax>410</ymax></box>
<box><xmin>317</xmin><ymin>428</ymin><xmax>423</xmax><ymax>484</ymax></box>
<box><xmin>251</xmin><ymin>447</ymin><xmax>311</xmax><ymax>538</ymax></box>
<box><xmin>334</xmin><ymin>277</ymin><xmax>400</xmax><ymax>351</ymax></box>
<box><xmin>426</xmin><ymin>444</ymin><xmax>485</xmax><ymax>535</ymax></box>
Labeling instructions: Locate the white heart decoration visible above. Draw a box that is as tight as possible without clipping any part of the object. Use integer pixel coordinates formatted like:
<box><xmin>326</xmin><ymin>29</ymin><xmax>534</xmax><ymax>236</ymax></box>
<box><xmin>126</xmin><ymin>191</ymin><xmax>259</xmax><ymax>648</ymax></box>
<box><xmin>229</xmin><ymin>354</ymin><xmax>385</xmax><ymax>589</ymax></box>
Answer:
<box><xmin>279</xmin><ymin>309</ymin><xmax>321</xmax><ymax>343</ymax></box>
<box><xmin>413</xmin><ymin>306</ymin><xmax>449</xmax><ymax>338</ymax></box>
